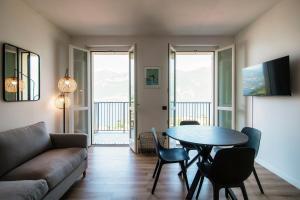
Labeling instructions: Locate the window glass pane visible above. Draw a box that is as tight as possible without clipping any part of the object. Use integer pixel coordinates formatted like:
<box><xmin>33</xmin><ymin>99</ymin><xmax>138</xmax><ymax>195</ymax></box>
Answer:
<box><xmin>218</xmin><ymin>48</ymin><xmax>232</xmax><ymax>107</ymax></box>
<box><xmin>218</xmin><ymin>110</ymin><xmax>232</xmax><ymax>129</ymax></box>
<box><xmin>73</xmin><ymin>49</ymin><xmax>88</xmax><ymax>107</ymax></box>
<box><xmin>129</xmin><ymin>51</ymin><xmax>135</xmax><ymax>139</ymax></box>
<box><xmin>130</xmin><ymin>52</ymin><xmax>135</xmax><ymax>104</ymax></box>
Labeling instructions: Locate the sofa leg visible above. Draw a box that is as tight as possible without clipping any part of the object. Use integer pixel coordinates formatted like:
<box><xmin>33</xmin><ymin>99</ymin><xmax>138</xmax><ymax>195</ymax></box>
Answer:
<box><xmin>83</xmin><ymin>171</ymin><xmax>86</xmax><ymax>178</ymax></box>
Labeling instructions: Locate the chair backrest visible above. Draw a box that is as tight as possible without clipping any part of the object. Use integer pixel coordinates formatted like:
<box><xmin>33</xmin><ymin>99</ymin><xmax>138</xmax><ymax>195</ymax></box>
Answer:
<box><xmin>151</xmin><ymin>128</ymin><xmax>163</xmax><ymax>158</ymax></box>
<box><xmin>211</xmin><ymin>147</ymin><xmax>255</xmax><ymax>185</ymax></box>
<box><xmin>241</xmin><ymin>127</ymin><xmax>262</xmax><ymax>158</ymax></box>
<box><xmin>180</xmin><ymin>120</ymin><xmax>200</xmax><ymax>126</ymax></box>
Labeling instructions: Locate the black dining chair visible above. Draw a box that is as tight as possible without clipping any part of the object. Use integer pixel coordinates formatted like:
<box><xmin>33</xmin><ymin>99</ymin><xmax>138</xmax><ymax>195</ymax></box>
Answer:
<box><xmin>237</xmin><ymin>127</ymin><xmax>264</xmax><ymax>194</ymax></box>
<box><xmin>151</xmin><ymin>128</ymin><xmax>189</xmax><ymax>194</ymax></box>
<box><xmin>214</xmin><ymin>127</ymin><xmax>264</xmax><ymax>194</ymax></box>
<box><xmin>196</xmin><ymin>147</ymin><xmax>255</xmax><ymax>200</ymax></box>
<box><xmin>178</xmin><ymin>120</ymin><xmax>213</xmax><ymax>176</ymax></box>
<box><xmin>179</xmin><ymin>121</ymin><xmax>201</xmax><ymax>162</ymax></box>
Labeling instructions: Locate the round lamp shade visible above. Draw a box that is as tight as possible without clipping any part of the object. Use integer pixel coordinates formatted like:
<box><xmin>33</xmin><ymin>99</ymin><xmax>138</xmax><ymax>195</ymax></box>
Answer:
<box><xmin>55</xmin><ymin>94</ymin><xmax>71</xmax><ymax>109</ymax></box>
<box><xmin>58</xmin><ymin>76</ymin><xmax>77</xmax><ymax>93</ymax></box>
<box><xmin>5</xmin><ymin>77</ymin><xmax>24</xmax><ymax>93</ymax></box>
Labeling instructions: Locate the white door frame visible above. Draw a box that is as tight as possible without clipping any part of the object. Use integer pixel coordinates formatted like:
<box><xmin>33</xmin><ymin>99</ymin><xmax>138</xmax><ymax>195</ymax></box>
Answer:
<box><xmin>68</xmin><ymin>45</ymin><xmax>92</xmax><ymax>145</ymax></box>
<box><xmin>214</xmin><ymin>45</ymin><xmax>235</xmax><ymax>129</ymax></box>
<box><xmin>129</xmin><ymin>44</ymin><xmax>138</xmax><ymax>152</ymax></box>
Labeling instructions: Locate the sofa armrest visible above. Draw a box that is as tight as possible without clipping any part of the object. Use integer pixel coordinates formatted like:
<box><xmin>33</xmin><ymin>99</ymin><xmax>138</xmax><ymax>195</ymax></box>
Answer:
<box><xmin>50</xmin><ymin>133</ymin><xmax>87</xmax><ymax>148</ymax></box>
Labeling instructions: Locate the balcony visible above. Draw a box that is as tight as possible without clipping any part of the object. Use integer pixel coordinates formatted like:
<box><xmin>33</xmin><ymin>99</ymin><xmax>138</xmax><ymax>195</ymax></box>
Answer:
<box><xmin>93</xmin><ymin>101</ymin><xmax>212</xmax><ymax>144</ymax></box>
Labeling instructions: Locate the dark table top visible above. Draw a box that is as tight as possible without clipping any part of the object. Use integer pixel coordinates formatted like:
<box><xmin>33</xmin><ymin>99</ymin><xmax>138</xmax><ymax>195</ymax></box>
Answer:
<box><xmin>166</xmin><ymin>125</ymin><xmax>248</xmax><ymax>146</ymax></box>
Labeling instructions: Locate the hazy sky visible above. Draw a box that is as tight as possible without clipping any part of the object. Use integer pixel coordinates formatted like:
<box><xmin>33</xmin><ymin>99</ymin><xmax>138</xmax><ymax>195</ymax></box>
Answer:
<box><xmin>93</xmin><ymin>53</ymin><xmax>213</xmax><ymax>102</ymax></box>
<box><xmin>93</xmin><ymin>54</ymin><xmax>129</xmax><ymax>101</ymax></box>
<box><xmin>176</xmin><ymin>53</ymin><xmax>213</xmax><ymax>102</ymax></box>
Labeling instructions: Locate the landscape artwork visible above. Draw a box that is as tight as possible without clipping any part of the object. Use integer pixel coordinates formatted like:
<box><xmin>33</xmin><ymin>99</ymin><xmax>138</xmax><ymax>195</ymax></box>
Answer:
<box><xmin>243</xmin><ymin>64</ymin><xmax>267</xmax><ymax>96</ymax></box>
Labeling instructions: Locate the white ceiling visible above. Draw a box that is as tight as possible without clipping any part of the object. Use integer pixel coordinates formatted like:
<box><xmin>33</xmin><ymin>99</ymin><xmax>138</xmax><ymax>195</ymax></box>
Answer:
<box><xmin>24</xmin><ymin>0</ymin><xmax>281</xmax><ymax>36</ymax></box>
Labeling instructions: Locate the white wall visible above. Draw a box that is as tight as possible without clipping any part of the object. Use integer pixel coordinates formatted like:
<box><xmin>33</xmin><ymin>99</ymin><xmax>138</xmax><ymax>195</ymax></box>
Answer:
<box><xmin>235</xmin><ymin>0</ymin><xmax>300</xmax><ymax>188</ymax></box>
<box><xmin>0</xmin><ymin>0</ymin><xmax>70</xmax><ymax>132</ymax></box>
<box><xmin>71</xmin><ymin>35</ymin><xmax>233</xmax><ymax>136</ymax></box>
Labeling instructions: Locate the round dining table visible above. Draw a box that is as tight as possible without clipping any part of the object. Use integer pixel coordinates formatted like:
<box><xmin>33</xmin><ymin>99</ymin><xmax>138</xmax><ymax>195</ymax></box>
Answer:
<box><xmin>166</xmin><ymin>125</ymin><xmax>248</xmax><ymax>200</ymax></box>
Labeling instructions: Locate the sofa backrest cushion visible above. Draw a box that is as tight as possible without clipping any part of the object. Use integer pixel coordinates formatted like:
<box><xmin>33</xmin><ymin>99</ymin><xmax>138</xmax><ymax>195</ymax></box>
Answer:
<box><xmin>0</xmin><ymin>122</ymin><xmax>52</xmax><ymax>176</ymax></box>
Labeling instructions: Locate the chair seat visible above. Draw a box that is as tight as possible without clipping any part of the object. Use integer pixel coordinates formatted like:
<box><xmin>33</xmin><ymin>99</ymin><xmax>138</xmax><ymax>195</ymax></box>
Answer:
<box><xmin>159</xmin><ymin>148</ymin><xmax>189</xmax><ymax>162</ymax></box>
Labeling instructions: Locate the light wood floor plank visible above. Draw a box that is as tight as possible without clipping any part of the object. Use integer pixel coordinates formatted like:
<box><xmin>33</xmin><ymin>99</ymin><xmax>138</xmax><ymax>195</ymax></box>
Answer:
<box><xmin>63</xmin><ymin>147</ymin><xmax>300</xmax><ymax>200</ymax></box>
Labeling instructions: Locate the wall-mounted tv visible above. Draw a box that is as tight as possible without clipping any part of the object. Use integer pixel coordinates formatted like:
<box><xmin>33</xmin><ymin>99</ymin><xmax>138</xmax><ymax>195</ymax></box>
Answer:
<box><xmin>243</xmin><ymin>56</ymin><xmax>291</xmax><ymax>96</ymax></box>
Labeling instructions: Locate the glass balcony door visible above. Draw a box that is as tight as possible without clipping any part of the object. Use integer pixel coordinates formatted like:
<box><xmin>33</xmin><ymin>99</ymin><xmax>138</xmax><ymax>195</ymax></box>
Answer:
<box><xmin>168</xmin><ymin>44</ymin><xmax>176</xmax><ymax>128</ymax></box>
<box><xmin>215</xmin><ymin>45</ymin><xmax>235</xmax><ymax>129</ymax></box>
<box><xmin>129</xmin><ymin>44</ymin><xmax>137</xmax><ymax>152</ymax></box>
<box><xmin>69</xmin><ymin>45</ymin><xmax>91</xmax><ymax>146</ymax></box>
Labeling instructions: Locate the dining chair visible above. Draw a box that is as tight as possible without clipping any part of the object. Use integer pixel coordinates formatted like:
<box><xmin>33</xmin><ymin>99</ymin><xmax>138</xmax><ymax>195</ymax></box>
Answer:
<box><xmin>179</xmin><ymin>121</ymin><xmax>201</xmax><ymax>161</ymax></box>
<box><xmin>214</xmin><ymin>127</ymin><xmax>264</xmax><ymax>194</ymax></box>
<box><xmin>196</xmin><ymin>147</ymin><xmax>255</xmax><ymax>200</ymax></box>
<box><xmin>151</xmin><ymin>128</ymin><xmax>189</xmax><ymax>194</ymax></box>
<box><xmin>178</xmin><ymin>120</ymin><xmax>213</xmax><ymax>176</ymax></box>
<box><xmin>237</xmin><ymin>127</ymin><xmax>264</xmax><ymax>194</ymax></box>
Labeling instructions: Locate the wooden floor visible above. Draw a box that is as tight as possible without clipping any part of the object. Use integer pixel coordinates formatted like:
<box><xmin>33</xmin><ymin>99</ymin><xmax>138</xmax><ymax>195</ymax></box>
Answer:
<box><xmin>63</xmin><ymin>147</ymin><xmax>300</xmax><ymax>200</ymax></box>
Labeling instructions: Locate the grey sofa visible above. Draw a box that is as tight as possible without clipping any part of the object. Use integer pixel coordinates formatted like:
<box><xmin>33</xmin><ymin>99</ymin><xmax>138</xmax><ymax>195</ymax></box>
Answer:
<box><xmin>0</xmin><ymin>122</ymin><xmax>88</xmax><ymax>200</ymax></box>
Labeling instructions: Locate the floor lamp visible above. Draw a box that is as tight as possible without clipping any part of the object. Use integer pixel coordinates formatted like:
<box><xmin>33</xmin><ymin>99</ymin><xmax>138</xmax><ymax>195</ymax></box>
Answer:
<box><xmin>56</xmin><ymin>68</ymin><xmax>77</xmax><ymax>133</ymax></box>
<box><xmin>55</xmin><ymin>93</ymin><xmax>71</xmax><ymax>133</ymax></box>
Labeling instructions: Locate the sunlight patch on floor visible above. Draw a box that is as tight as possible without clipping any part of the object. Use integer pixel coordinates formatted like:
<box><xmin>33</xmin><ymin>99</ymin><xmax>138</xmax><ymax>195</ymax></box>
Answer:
<box><xmin>93</xmin><ymin>131</ymin><xmax>129</xmax><ymax>145</ymax></box>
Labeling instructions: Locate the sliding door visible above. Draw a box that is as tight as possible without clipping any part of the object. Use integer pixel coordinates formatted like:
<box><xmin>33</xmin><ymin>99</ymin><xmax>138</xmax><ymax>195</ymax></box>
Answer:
<box><xmin>129</xmin><ymin>44</ymin><xmax>138</xmax><ymax>152</ymax></box>
<box><xmin>69</xmin><ymin>45</ymin><xmax>92</xmax><ymax>146</ymax></box>
<box><xmin>215</xmin><ymin>45</ymin><xmax>235</xmax><ymax>129</ymax></box>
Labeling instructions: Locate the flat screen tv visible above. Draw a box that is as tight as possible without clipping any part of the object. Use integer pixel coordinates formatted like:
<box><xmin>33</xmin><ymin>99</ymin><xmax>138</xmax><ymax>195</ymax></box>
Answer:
<box><xmin>243</xmin><ymin>56</ymin><xmax>291</xmax><ymax>96</ymax></box>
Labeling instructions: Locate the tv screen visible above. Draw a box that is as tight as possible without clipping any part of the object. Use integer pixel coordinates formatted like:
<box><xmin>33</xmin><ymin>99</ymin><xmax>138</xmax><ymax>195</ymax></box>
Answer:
<box><xmin>243</xmin><ymin>56</ymin><xmax>291</xmax><ymax>96</ymax></box>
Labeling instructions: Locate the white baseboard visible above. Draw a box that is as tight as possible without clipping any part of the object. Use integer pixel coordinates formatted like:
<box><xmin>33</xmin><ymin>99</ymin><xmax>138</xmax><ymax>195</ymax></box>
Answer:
<box><xmin>256</xmin><ymin>158</ymin><xmax>300</xmax><ymax>189</ymax></box>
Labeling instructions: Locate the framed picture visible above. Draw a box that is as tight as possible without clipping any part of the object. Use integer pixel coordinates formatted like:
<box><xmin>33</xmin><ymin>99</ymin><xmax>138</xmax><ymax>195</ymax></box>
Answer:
<box><xmin>144</xmin><ymin>67</ymin><xmax>160</xmax><ymax>88</ymax></box>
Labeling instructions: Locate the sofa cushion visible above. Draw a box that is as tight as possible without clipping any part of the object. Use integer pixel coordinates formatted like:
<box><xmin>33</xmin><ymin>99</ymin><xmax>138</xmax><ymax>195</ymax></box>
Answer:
<box><xmin>1</xmin><ymin>148</ymin><xmax>87</xmax><ymax>189</ymax></box>
<box><xmin>0</xmin><ymin>122</ymin><xmax>52</xmax><ymax>176</ymax></box>
<box><xmin>0</xmin><ymin>180</ymin><xmax>48</xmax><ymax>200</ymax></box>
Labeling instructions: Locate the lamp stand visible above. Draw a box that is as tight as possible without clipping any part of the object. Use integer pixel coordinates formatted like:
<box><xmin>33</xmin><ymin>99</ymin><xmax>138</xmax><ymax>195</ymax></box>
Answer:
<box><xmin>63</xmin><ymin>94</ymin><xmax>66</xmax><ymax>133</ymax></box>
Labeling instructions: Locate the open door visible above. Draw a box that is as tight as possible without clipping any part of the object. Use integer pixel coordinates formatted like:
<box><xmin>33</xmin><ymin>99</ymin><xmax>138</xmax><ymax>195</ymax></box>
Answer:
<box><xmin>129</xmin><ymin>44</ymin><xmax>138</xmax><ymax>152</ymax></box>
<box><xmin>168</xmin><ymin>44</ymin><xmax>176</xmax><ymax>128</ymax></box>
<box><xmin>168</xmin><ymin>44</ymin><xmax>177</xmax><ymax>148</ymax></box>
<box><xmin>215</xmin><ymin>45</ymin><xmax>235</xmax><ymax>129</ymax></box>
<box><xmin>69</xmin><ymin>45</ymin><xmax>92</xmax><ymax>146</ymax></box>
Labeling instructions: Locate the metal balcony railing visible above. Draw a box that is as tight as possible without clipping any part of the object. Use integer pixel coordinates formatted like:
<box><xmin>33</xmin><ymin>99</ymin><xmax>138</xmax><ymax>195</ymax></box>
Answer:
<box><xmin>94</xmin><ymin>101</ymin><xmax>212</xmax><ymax>132</ymax></box>
<box><xmin>94</xmin><ymin>102</ymin><xmax>129</xmax><ymax>132</ymax></box>
<box><xmin>169</xmin><ymin>101</ymin><xmax>211</xmax><ymax>126</ymax></box>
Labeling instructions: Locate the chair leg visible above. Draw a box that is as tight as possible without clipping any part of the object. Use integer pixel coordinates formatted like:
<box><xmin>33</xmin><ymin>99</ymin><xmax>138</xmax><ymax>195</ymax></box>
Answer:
<box><xmin>213</xmin><ymin>186</ymin><xmax>220</xmax><ymax>200</ymax></box>
<box><xmin>227</xmin><ymin>188</ymin><xmax>237</xmax><ymax>200</ymax></box>
<box><xmin>178</xmin><ymin>152</ymin><xmax>201</xmax><ymax>176</ymax></box>
<box><xmin>195</xmin><ymin>176</ymin><xmax>204</xmax><ymax>199</ymax></box>
<box><xmin>240</xmin><ymin>183</ymin><xmax>249</xmax><ymax>200</ymax></box>
<box><xmin>225</xmin><ymin>188</ymin><xmax>229</xmax><ymax>199</ymax></box>
<box><xmin>186</xmin><ymin>168</ymin><xmax>202</xmax><ymax>199</ymax></box>
<box><xmin>253</xmin><ymin>167</ymin><xmax>264</xmax><ymax>194</ymax></box>
<box><xmin>208</xmin><ymin>155</ymin><xmax>214</xmax><ymax>163</ymax></box>
<box><xmin>151</xmin><ymin>162</ymin><xmax>163</xmax><ymax>194</ymax></box>
<box><xmin>179</xmin><ymin>161</ymin><xmax>189</xmax><ymax>190</ymax></box>
<box><xmin>152</xmin><ymin>160</ymin><xmax>160</xmax><ymax>178</ymax></box>
<box><xmin>185</xmin><ymin>149</ymin><xmax>190</xmax><ymax>166</ymax></box>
